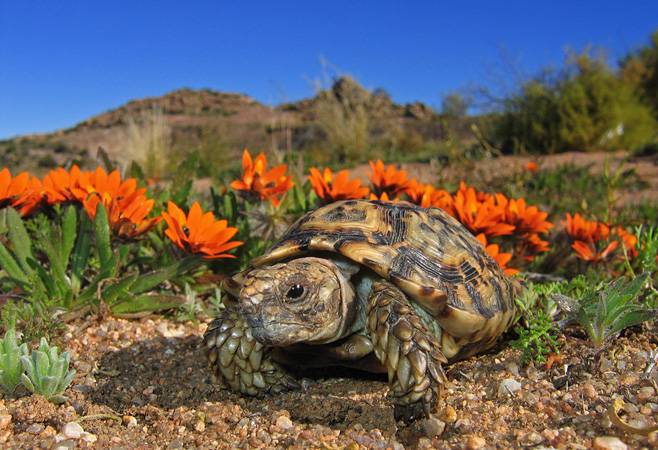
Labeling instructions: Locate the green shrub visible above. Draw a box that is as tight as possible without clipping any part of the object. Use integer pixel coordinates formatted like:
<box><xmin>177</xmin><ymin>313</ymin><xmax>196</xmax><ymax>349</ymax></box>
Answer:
<box><xmin>620</xmin><ymin>30</ymin><xmax>658</xmax><ymax>117</ymax></box>
<box><xmin>491</xmin><ymin>50</ymin><xmax>656</xmax><ymax>154</ymax></box>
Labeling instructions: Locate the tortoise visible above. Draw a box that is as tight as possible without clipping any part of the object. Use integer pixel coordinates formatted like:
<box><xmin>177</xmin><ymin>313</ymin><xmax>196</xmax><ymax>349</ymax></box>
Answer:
<box><xmin>204</xmin><ymin>199</ymin><xmax>519</xmax><ymax>422</ymax></box>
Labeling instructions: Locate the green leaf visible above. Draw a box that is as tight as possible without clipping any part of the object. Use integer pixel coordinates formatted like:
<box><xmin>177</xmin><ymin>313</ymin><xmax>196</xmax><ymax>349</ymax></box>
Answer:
<box><xmin>129</xmin><ymin>256</ymin><xmax>201</xmax><ymax>295</ymax></box>
<box><xmin>27</xmin><ymin>258</ymin><xmax>58</xmax><ymax>298</ymax></box>
<box><xmin>101</xmin><ymin>274</ymin><xmax>138</xmax><ymax>304</ymax></box>
<box><xmin>172</xmin><ymin>180</ymin><xmax>193</xmax><ymax>206</ymax></box>
<box><xmin>61</xmin><ymin>369</ymin><xmax>76</xmax><ymax>391</ymax></box>
<box><xmin>61</xmin><ymin>205</ymin><xmax>77</xmax><ymax>268</ymax></box>
<box><xmin>20</xmin><ymin>373</ymin><xmax>35</xmax><ymax>393</ymax></box>
<box><xmin>20</xmin><ymin>355</ymin><xmax>37</xmax><ymax>385</ymax></box>
<box><xmin>6</xmin><ymin>208</ymin><xmax>33</xmax><ymax>273</ymax></box>
<box><xmin>48</xmin><ymin>394</ymin><xmax>69</xmax><ymax>404</ymax></box>
<box><xmin>37</xmin><ymin>228</ymin><xmax>70</xmax><ymax>295</ymax></box>
<box><xmin>0</xmin><ymin>241</ymin><xmax>29</xmax><ymax>285</ymax></box>
<box><xmin>610</xmin><ymin>308</ymin><xmax>658</xmax><ymax>336</ymax></box>
<box><xmin>93</xmin><ymin>204</ymin><xmax>116</xmax><ymax>278</ymax></box>
<box><xmin>70</xmin><ymin>212</ymin><xmax>92</xmax><ymax>293</ymax></box>
<box><xmin>111</xmin><ymin>294</ymin><xmax>185</xmax><ymax>315</ymax></box>
<box><xmin>41</xmin><ymin>376</ymin><xmax>58</xmax><ymax>396</ymax></box>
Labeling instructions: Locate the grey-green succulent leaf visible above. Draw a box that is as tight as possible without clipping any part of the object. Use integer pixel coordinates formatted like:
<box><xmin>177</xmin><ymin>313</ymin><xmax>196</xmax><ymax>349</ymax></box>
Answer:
<box><xmin>0</xmin><ymin>330</ymin><xmax>29</xmax><ymax>394</ymax></box>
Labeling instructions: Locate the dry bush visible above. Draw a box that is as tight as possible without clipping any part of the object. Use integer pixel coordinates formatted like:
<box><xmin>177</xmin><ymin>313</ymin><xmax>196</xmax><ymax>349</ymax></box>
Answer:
<box><xmin>125</xmin><ymin>108</ymin><xmax>172</xmax><ymax>178</ymax></box>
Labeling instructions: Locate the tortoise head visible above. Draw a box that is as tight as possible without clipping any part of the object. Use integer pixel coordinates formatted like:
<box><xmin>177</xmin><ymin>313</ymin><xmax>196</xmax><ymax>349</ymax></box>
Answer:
<box><xmin>237</xmin><ymin>257</ymin><xmax>356</xmax><ymax>346</ymax></box>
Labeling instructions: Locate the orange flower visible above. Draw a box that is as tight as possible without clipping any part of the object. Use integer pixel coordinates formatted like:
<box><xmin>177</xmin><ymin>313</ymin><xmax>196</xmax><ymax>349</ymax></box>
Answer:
<box><xmin>368</xmin><ymin>160</ymin><xmax>410</xmax><ymax>197</ymax></box>
<box><xmin>522</xmin><ymin>232</ymin><xmax>551</xmax><ymax>256</ymax></box>
<box><xmin>42</xmin><ymin>165</ymin><xmax>86</xmax><ymax>204</ymax></box>
<box><xmin>308</xmin><ymin>168</ymin><xmax>369</xmax><ymax>202</ymax></box>
<box><xmin>526</xmin><ymin>162</ymin><xmax>538</xmax><ymax>173</ymax></box>
<box><xmin>564</xmin><ymin>213</ymin><xmax>607</xmax><ymax>242</ymax></box>
<box><xmin>452</xmin><ymin>183</ymin><xmax>514</xmax><ymax>237</ymax></box>
<box><xmin>369</xmin><ymin>192</ymin><xmax>398</xmax><ymax>202</ymax></box>
<box><xmin>86</xmin><ymin>190</ymin><xmax>160</xmax><ymax>238</ymax></box>
<box><xmin>495</xmin><ymin>194</ymin><xmax>552</xmax><ymax>259</ymax></box>
<box><xmin>476</xmin><ymin>234</ymin><xmax>518</xmax><ymax>276</ymax></box>
<box><xmin>73</xmin><ymin>167</ymin><xmax>158</xmax><ymax>238</ymax></box>
<box><xmin>404</xmin><ymin>180</ymin><xmax>453</xmax><ymax>211</ymax></box>
<box><xmin>162</xmin><ymin>202</ymin><xmax>242</xmax><ymax>259</ymax></box>
<box><xmin>616</xmin><ymin>226</ymin><xmax>638</xmax><ymax>259</ymax></box>
<box><xmin>571</xmin><ymin>239</ymin><xmax>618</xmax><ymax>262</ymax></box>
<box><xmin>0</xmin><ymin>168</ymin><xmax>43</xmax><ymax>215</ymax></box>
<box><xmin>230</xmin><ymin>149</ymin><xmax>294</xmax><ymax>206</ymax></box>
<box><xmin>496</xmin><ymin>196</ymin><xmax>553</xmax><ymax>236</ymax></box>
<box><xmin>563</xmin><ymin>213</ymin><xmax>623</xmax><ymax>262</ymax></box>
<box><xmin>42</xmin><ymin>166</ymin><xmax>158</xmax><ymax>238</ymax></box>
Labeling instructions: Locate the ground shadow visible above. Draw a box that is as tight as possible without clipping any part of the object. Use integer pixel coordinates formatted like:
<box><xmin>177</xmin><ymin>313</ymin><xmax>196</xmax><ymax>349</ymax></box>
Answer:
<box><xmin>89</xmin><ymin>335</ymin><xmax>396</xmax><ymax>432</ymax></box>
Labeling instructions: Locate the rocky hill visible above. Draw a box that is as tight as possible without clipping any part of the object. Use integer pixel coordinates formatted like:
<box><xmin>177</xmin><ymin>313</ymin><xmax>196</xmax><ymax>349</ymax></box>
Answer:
<box><xmin>0</xmin><ymin>77</ymin><xmax>467</xmax><ymax>174</ymax></box>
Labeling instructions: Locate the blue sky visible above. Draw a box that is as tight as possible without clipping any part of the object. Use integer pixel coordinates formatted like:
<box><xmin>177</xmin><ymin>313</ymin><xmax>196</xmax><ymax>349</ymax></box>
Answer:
<box><xmin>1</xmin><ymin>1</ymin><xmax>656</xmax><ymax>138</ymax></box>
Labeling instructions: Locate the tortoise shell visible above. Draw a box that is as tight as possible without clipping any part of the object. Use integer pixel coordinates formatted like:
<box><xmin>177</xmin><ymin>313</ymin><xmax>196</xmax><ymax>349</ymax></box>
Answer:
<box><xmin>247</xmin><ymin>199</ymin><xmax>518</xmax><ymax>360</ymax></box>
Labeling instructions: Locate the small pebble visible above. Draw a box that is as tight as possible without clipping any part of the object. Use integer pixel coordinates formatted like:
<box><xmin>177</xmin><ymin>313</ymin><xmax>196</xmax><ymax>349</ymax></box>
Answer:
<box><xmin>54</xmin><ymin>440</ymin><xmax>76</xmax><ymax>450</ymax></box>
<box><xmin>522</xmin><ymin>431</ymin><xmax>544</xmax><ymax>445</ymax></box>
<box><xmin>62</xmin><ymin>421</ymin><xmax>84</xmax><ymax>439</ymax></box>
<box><xmin>81</xmin><ymin>432</ymin><xmax>97</xmax><ymax>443</ymax></box>
<box><xmin>422</xmin><ymin>416</ymin><xmax>445</xmax><ymax>437</ymax></box>
<box><xmin>442</xmin><ymin>405</ymin><xmax>457</xmax><ymax>423</ymax></box>
<box><xmin>123</xmin><ymin>415</ymin><xmax>138</xmax><ymax>427</ymax></box>
<box><xmin>466</xmin><ymin>435</ymin><xmax>486</xmax><ymax>449</ymax></box>
<box><xmin>638</xmin><ymin>386</ymin><xmax>655</xmax><ymax>401</ymax></box>
<box><xmin>582</xmin><ymin>383</ymin><xmax>598</xmax><ymax>400</ymax></box>
<box><xmin>498</xmin><ymin>378</ymin><xmax>522</xmax><ymax>397</ymax></box>
<box><xmin>275</xmin><ymin>415</ymin><xmax>293</xmax><ymax>430</ymax></box>
<box><xmin>592</xmin><ymin>436</ymin><xmax>628</xmax><ymax>450</ymax></box>
<box><xmin>26</xmin><ymin>423</ymin><xmax>45</xmax><ymax>434</ymax></box>
<box><xmin>648</xmin><ymin>431</ymin><xmax>658</xmax><ymax>447</ymax></box>
<box><xmin>41</xmin><ymin>425</ymin><xmax>56</xmax><ymax>437</ymax></box>
<box><xmin>0</xmin><ymin>415</ymin><xmax>11</xmax><ymax>430</ymax></box>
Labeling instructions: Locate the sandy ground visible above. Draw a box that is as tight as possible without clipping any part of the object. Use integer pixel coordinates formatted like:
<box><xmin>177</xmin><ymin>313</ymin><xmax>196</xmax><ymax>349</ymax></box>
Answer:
<box><xmin>1</xmin><ymin>315</ymin><xmax>657</xmax><ymax>449</ymax></box>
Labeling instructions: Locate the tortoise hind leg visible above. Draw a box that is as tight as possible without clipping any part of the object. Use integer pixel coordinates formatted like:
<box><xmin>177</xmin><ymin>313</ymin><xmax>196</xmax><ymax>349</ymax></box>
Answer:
<box><xmin>204</xmin><ymin>308</ymin><xmax>299</xmax><ymax>395</ymax></box>
<box><xmin>366</xmin><ymin>280</ymin><xmax>448</xmax><ymax>423</ymax></box>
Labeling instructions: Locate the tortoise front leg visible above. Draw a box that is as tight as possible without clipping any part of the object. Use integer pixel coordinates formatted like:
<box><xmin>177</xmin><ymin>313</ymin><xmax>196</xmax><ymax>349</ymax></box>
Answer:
<box><xmin>204</xmin><ymin>308</ymin><xmax>299</xmax><ymax>395</ymax></box>
<box><xmin>366</xmin><ymin>280</ymin><xmax>448</xmax><ymax>423</ymax></box>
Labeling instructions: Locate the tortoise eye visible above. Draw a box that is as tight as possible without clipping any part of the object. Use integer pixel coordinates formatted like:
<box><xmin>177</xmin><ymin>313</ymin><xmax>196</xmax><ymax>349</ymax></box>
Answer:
<box><xmin>286</xmin><ymin>284</ymin><xmax>305</xmax><ymax>300</ymax></box>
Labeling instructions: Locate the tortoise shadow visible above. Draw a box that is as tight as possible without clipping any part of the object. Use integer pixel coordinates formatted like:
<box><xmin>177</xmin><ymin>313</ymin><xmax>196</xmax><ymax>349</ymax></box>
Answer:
<box><xmin>88</xmin><ymin>335</ymin><xmax>396</xmax><ymax>432</ymax></box>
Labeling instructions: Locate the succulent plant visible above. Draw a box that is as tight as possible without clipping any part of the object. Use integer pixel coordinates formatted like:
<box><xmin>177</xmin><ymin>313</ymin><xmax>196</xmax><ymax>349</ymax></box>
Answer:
<box><xmin>0</xmin><ymin>329</ymin><xmax>28</xmax><ymax>394</ymax></box>
<box><xmin>20</xmin><ymin>338</ymin><xmax>76</xmax><ymax>404</ymax></box>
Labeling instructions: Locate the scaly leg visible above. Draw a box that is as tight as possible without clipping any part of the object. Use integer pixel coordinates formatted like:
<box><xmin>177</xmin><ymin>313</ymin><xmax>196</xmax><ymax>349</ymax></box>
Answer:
<box><xmin>204</xmin><ymin>308</ymin><xmax>299</xmax><ymax>395</ymax></box>
<box><xmin>366</xmin><ymin>280</ymin><xmax>448</xmax><ymax>423</ymax></box>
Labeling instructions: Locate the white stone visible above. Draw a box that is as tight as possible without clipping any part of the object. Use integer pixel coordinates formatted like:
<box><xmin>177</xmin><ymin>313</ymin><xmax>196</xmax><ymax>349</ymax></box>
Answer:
<box><xmin>62</xmin><ymin>421</ymin><xmax>84</xmax><ymax>439</ymax></box>
<box><xmin>81</xmin><ymin>432</ymin><xmax>97</xmax><ymax>443</ymax></box>
<box><xmin>592</xmin><ymin>436</ymin><xmax>628</xmax><ymax>450</ymax></box>
<box><xmin>275</xmin><ymin>415</ymin><xmax>293</xmax><ymax>430</ymax></box>
<box><xmin>498</xmin><ymin>378</ymin><xmax>522</xmax><ymax>397</ymax></box>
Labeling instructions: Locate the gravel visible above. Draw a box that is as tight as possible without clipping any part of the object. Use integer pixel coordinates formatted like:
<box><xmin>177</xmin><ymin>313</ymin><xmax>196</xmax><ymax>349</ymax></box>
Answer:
<box><xmin>0</xmin><ymin>316</ymin><xmax>656</xmax><ymax>448</ymax></box>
